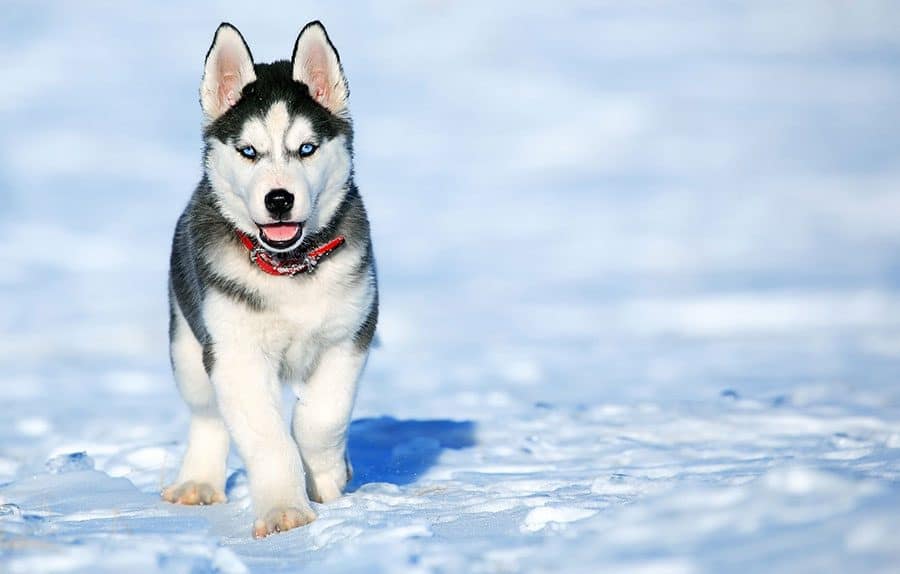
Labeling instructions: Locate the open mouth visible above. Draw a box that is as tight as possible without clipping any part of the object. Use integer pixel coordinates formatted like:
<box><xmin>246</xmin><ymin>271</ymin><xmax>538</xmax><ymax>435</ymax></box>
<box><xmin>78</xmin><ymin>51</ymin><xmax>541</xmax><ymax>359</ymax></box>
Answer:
<box><xmin>258</xmin><ymin>222</ymin><xmax>303</xmax><ymax>250</ymax></box>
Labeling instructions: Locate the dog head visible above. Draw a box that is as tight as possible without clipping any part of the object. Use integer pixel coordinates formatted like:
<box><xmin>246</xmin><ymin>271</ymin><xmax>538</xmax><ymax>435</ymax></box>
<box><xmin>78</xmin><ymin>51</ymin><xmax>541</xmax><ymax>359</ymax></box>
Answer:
<box><xmin>200</xmin><ymin>22</ymin><xmax>353</xmax><ymax>252</ymax></box>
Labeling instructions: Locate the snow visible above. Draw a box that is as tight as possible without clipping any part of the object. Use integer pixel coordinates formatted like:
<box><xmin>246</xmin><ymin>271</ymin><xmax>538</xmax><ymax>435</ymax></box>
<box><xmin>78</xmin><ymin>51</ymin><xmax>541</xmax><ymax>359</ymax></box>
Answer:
<box><xmin>2</xmin><ymin>1</ymin><xmax>900</xmax><ymax>572</ymax></box>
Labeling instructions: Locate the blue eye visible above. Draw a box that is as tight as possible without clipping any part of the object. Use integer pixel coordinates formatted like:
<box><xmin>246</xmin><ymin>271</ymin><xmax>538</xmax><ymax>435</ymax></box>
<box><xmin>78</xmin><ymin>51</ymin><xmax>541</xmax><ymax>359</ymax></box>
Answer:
<box><xmin>238</xmin><ymin>145</ymin><xmax>257</xmax><ymax>159</ymax></box>
<box><xmin>298</xmin><ymin>143</ymin><xmax>317</xmax><ymax>157</ymax></box>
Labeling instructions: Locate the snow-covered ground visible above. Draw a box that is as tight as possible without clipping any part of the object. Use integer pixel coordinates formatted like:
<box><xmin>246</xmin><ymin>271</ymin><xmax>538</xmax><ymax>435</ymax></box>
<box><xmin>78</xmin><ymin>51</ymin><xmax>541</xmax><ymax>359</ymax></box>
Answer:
<box><xmin>2</xmin><ymin>1</ymin><xmax>900</xmax><ymax>572</ymax></box>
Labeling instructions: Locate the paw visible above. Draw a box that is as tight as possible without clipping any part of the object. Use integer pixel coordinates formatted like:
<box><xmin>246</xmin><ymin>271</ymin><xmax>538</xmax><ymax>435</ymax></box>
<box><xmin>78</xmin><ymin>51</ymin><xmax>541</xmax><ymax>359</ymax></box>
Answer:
<box><xmin>306</xmin><ymin>463</ymin><xmax>350</xmax><ymax>504</ymax></box>
<box><xmin>252</xmin><ymin>506</ymin><xmax>317</xmax><ymax>538</ymax></box>
<box><xmin>162</xmin><ymin>481</ymin><xmax>226</xmax><ymax>506</ymax></box>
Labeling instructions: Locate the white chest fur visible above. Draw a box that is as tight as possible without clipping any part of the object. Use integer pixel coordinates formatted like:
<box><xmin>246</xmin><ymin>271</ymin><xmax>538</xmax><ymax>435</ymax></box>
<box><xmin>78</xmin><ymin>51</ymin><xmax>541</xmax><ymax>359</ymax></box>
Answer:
<box><xmin>202</xmin><ymin>239</ymin><xmax>374</xmax><ymax>382</ymax></box>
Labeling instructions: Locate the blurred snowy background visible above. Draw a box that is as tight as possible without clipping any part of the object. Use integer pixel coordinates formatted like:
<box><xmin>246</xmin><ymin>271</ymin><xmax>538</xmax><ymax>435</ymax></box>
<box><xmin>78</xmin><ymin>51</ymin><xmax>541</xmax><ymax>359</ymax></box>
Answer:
<box><xmin>1</xmin><ymin>1</ymin><xmax>900</xmax><ymax>572</ymax></box>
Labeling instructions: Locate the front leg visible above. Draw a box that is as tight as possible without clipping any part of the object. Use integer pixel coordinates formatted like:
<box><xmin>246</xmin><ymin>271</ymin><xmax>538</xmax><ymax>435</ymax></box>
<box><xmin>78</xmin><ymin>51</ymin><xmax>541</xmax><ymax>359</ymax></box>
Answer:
<box><xmin>163</xmin><ymin>301</ymin><xmax>229</xmax><ymax>506</ymax></box>
<box><xmin>208</xmin><ymin>330</ymin><xmax>315</xmax><ymax>537</ymax></box>
<box><xmin>291</xmin><ymin>342</ymin><xmax>367</xmax><ymax>503</ymax></box>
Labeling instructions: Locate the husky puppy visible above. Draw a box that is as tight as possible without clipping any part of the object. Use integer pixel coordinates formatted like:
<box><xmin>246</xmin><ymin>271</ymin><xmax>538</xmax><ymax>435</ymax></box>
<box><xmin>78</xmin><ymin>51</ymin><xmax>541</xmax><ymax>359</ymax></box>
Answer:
<box><xmin>163</xmin><ymin>21</ymin><xmax>377</xmax><ymax>538</ymax></box>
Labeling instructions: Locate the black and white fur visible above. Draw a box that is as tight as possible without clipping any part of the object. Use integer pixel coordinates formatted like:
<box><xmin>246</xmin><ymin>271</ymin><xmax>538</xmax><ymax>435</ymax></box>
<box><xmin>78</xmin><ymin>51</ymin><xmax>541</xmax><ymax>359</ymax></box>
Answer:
<box><xmin>163</xmin><ymin>21</ymin><xmax>377</xmax><ymax>538</ymax></box>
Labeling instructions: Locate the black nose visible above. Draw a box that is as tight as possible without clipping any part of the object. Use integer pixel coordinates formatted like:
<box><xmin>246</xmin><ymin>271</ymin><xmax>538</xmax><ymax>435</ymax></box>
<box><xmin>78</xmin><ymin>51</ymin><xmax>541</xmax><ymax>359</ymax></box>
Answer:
<box><xmin>264</xmin><ymin>189</ymin><xmax>294</xmax><ymax>217</ymax></box>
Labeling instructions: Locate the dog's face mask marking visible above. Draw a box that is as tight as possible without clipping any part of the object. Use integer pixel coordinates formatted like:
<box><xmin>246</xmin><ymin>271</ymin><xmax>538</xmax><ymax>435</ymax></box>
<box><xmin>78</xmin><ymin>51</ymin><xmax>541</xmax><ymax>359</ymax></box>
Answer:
<box><xmin>200</xmin><ymin>23</ymin><xmax>352</xmax><ymax>252</ymax></box>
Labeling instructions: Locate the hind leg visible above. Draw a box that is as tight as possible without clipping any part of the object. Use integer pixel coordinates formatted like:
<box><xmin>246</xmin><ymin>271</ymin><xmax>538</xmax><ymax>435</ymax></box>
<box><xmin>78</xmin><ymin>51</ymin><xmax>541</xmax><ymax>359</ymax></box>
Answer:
<box><xmin>162</xmin><ymin>302</ymin><xmax>230</xmax><ymax>505</ymax></box>
<box><xmin>291</xmin><ymin>342</ymin><xmax>366</xmax><ymax>503</ymax></box>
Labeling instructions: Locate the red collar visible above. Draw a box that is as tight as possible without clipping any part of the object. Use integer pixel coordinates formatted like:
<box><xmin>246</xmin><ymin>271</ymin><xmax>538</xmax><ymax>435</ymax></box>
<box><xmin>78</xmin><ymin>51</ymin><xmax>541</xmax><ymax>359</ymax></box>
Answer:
<box><xmin>235</xmin><ymin>230</ymin><xmax>346</xmax><ymax>277</ymax></box>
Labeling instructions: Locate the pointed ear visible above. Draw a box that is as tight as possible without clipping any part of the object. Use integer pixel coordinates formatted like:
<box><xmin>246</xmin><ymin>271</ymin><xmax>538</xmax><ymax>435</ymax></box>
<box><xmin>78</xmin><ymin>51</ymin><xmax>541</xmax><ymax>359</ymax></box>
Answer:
<box><xmin>291</xmin><ymin>21</ymin><xmax>349</xmax><ymax>115</ymax></box>
<box><xmin>200</xmin><ymin>23</ymin><xmax>256</xmax><ymax>122</ymax></box>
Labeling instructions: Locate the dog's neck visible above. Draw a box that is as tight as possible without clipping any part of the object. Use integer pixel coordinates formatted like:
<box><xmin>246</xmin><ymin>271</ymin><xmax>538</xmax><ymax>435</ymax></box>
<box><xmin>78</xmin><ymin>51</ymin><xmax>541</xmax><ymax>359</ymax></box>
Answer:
<box><xmin>235</xmin><ymin>229</ymin><xmax>346</xmax><ymax>277</ymax></box>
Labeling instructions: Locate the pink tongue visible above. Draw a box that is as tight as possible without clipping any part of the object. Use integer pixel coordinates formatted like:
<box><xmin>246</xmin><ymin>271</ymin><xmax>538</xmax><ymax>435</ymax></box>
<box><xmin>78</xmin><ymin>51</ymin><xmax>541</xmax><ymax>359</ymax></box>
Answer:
<box><xmin>261</xmin><ymin>224</ymin><xmax>300</xmax><ymax>242</ymax></box>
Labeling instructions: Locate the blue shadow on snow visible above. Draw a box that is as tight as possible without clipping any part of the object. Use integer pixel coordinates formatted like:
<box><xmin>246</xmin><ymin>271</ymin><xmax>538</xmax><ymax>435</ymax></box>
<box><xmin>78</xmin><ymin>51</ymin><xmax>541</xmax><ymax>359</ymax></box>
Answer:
<box><xmin>347</xmin><ymin>416</ymin><xmax>476</xmax><ymax>489</ymax></box>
